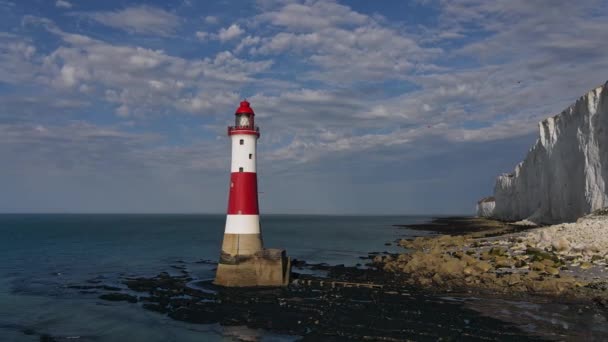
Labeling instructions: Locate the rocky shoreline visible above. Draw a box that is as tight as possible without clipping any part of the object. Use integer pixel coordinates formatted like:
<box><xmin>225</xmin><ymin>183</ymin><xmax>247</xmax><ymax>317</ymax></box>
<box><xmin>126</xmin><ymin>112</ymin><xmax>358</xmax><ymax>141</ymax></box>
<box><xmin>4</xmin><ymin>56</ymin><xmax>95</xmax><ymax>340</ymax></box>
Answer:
<box><xmin>380</xmin><ymin>213</ymin><xmax>608</xmax><ymax>306</ymax></box>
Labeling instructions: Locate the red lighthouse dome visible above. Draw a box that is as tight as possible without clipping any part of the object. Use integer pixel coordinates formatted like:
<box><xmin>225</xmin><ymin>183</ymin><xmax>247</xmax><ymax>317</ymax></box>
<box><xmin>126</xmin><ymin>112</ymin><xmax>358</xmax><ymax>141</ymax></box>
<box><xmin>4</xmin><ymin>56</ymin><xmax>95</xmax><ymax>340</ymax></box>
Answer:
<box><xmin>236</xmin><ymin>100</ymin><xmax>255</xmax><ymax>115</ymax></box>
<box><xmin>228</xmin><ymin>99</ymin><xmax>259</xmax><ymax>137</ymax></box>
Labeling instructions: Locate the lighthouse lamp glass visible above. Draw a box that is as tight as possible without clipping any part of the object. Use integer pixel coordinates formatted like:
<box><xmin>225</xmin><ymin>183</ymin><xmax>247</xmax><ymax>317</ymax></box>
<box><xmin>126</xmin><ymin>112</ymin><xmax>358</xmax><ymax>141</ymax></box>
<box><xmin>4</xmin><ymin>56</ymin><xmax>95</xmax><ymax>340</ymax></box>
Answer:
<box><xmin>236</xmin><ymin>114</ymin><xmax>251</xmax><ymax>128</ymax></box>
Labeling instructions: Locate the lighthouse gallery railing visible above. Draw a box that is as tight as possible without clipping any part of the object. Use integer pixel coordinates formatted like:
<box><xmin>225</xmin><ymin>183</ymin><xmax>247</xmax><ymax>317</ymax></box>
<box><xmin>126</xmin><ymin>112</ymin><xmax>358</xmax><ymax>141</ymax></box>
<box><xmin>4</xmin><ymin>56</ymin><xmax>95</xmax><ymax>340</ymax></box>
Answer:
<box><xmin>227</xmin><ymin>125</ymin><xmax>260</xmax><ymax>133</ymax></box>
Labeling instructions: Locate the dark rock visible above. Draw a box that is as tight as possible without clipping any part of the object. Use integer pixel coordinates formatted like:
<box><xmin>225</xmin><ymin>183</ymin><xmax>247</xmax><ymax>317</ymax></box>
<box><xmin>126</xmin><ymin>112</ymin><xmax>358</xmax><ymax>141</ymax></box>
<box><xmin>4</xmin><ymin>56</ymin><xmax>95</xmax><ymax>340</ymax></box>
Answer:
<box><xmin>142</xmin><ymin>303</ymin><xmax>169</xmax><ymax>313</ymax></box>
<box><xmin>102</xmin><ymin>285</ymin><xmax>122</xmax><ymax>291</ymax></box>
<box><xmin>22</xmin><ymin>328</ymin><xmax>35</xmax><ymax>335</ymax></box>
<box><xmin>123</xmin><ymin>270</ymin><xmax>533</xmax><ymax>340</ymax></box>
<box><xmin>526</xmin><ymin>247</ymin><xmax>561</xmax><ymax>264</ymax></box>
<box><xmin>291</xmin><ymin>259</ymin><xmax>307</xmax><ymax>267</ymax></box>
<box><xmin>67</xmin><ymin>284</ymin><xmax>121</xmax><ymax>291</ymax></box>
<box><xmin>309</xmin><ymin>263</ymin><xmax>331</xmax><ymax>270</ymax></box>
<box><xmin>99</xmin><ymin>293</ymin><xmax>138</xmax><ymax>303</ymax></box>
<box><xmin>395</xmin><ymin>216</ymin><xmax>529</xmax><ymax>235</ymax></box>
<box><xmin>489</xmin><ymin>247</ymin><xmax>506</xmax><ymax>256</ymax></box>
<box><xmin>39</xmin><ymin>334</ymin><xmax>56</xmax><ymax>342</ymax></box>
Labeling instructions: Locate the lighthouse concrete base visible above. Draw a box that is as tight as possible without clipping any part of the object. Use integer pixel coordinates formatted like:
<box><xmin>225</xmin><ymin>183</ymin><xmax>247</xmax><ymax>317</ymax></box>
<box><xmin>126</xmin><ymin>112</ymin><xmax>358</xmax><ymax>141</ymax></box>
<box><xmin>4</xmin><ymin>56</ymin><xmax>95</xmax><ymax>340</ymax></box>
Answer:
<box><xmin>214</xmin><ymin>249</ymin><xmax>291</xmax><ymax>287</ymax></box>
<box><xmin>220</xmin><ymin>233</ymin><xmax>263</xmax><ymax>256</ymax></box>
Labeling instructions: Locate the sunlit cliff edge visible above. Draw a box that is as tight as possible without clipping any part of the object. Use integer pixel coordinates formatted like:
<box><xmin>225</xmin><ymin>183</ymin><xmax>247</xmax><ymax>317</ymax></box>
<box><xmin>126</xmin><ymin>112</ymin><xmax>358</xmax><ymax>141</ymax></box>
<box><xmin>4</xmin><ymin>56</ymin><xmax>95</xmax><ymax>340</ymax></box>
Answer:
<box><xmin>478</xmin><ymin>81</ymin><xmax>608</xmax><ymax>224</ymax></box>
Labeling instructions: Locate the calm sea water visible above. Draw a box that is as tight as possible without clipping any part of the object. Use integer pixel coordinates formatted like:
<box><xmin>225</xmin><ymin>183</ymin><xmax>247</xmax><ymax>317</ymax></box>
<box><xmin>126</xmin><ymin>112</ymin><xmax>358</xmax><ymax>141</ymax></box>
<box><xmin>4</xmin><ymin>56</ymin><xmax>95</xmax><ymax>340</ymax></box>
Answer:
<box><xmin>0</xmin><ymin>214</ymin><xmax>432</xmax><ymax>341</ymax></box>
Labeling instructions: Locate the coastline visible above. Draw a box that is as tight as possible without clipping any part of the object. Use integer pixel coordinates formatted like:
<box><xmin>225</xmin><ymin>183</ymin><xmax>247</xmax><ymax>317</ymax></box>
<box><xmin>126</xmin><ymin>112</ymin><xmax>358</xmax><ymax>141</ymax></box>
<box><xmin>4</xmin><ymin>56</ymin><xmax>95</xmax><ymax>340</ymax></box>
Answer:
<box><xmin>42</xmin><ymin>214</ymin><xmax>608</xmax><ymax>341</ymax></box>
<box><xmin>380</xmin><ymin>215</ymin><xmax>608</xmax><ymax>306</ymax></box>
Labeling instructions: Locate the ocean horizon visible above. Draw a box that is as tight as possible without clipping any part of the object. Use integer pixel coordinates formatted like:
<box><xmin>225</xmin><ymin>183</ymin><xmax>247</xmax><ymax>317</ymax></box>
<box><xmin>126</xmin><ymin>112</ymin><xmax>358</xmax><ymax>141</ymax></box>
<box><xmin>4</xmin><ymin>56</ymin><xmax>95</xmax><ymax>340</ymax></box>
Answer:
<box><xmin>0</xmin><ymin>212</ymin><xmax>471</xmax><ymax>217</ymax></box>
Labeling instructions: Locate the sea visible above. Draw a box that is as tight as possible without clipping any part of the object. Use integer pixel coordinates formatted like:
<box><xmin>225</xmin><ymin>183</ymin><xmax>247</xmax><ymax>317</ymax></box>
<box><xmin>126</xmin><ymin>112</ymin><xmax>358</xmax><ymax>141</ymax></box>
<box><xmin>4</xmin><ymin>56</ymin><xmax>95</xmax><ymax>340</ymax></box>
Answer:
<box><xmin>0</xmin><ymin>214</ymin><xmax>606</xmax><ymax>341</ymax></box>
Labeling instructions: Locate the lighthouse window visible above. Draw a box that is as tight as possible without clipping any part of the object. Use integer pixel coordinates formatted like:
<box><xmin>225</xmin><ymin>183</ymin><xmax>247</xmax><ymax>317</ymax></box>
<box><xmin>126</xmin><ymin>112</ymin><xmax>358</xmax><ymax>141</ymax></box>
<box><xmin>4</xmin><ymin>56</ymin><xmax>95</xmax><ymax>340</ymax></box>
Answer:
<box><xmin>238</xmin><ymin>115</ymin><xmax>250</xmax><ymax>127</ymax></box>
<box><xmin>239</xmin><ymin>167</ymin><xmax>243</xmax><ymax>172</ymax></box>
<box><xmin>239</xmin><ymin>139</ymin><xmax>244</xmax><ymax>145</ymax></box>
<box><xmin>249</xmin><ymin>154</ymin><xmax>252</xmax><ymax>159</ymax></box>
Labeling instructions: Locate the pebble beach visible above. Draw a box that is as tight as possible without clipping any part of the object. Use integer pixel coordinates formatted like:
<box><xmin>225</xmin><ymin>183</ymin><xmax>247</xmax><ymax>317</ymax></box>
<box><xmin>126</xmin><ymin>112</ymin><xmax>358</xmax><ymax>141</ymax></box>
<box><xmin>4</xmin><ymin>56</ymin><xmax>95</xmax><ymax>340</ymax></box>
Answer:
<box><xmin>379</xmin><ymin>210</ymin><xmax>608</xmax><ymax>304</ymax></box>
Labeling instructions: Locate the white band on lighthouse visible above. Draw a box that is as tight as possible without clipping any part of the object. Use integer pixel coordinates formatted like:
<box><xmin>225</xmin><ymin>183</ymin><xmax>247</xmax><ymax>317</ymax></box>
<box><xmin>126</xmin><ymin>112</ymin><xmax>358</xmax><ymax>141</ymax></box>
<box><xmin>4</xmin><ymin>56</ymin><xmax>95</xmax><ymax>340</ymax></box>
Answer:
<box><xmin>230</xmin><ymin>135</ymin><xmax>257</xmax><ymax>173</ymax></box>
<box><xmin>224</xmin><ymin>214</ymin><xmax>260</xmax><ymax>234</ymax></box>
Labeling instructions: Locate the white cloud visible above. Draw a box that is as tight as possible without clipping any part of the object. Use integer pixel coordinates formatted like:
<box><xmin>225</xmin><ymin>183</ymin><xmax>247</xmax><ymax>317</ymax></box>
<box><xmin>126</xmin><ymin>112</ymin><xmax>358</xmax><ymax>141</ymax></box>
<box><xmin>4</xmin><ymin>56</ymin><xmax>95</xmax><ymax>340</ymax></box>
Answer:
<box><xmin>251</xmin><ymin>1</ymin><xmax>441</xmax><ymax>83</ymax></box>
<box><xmin>83</xmin><ymin>6</ymin><xmax>180</xmax><ymax>36</ymax></box>
<box><xmin>235</xmin><ymin>35</ymin><xmax>260</xmax><ymax>53</ymax></box>
<box><xmin>58</xmin><ymin>64</ymin><xmax>82</xmax><ymax>87</ymax></box>
<box><xmin>0</xmin><ymin>36</ymin><xmax>39</xmax><ymax>84</ymax></box>
<box><xmin>400</xmin><ymin>0</ymin><xmax>608</xmax><ymax>135</ymax></box>
<box><xmin>236</xmin><ymin>0</ymin><xmax>608</xmax><ymax>165</ymax></box>
<box><xmin>195</xmin><ymin>31</ymin><xmax>209</xmax><ymax>40</ymax></box>
<box><xmin>55</xmin><ymin>0</ymin><xmax>72</xmax><ymax>9</ymax></box>
<box><xmin>256</xmin><ymin>1</ymin><xmax>367</xmax><ymax>31</ymax></box>
<box><xmin>116</xmin><ymin>104</ymin><xmax>129</xmax><ymax>117</ymax></box>
<box><xmin>11</xmin><ymin>2</ymin><xmax>608</xmax><ymax>170</ymax></box>
<box><xmin>218</xmin><ymin>24</ymin><xmax>244</xmax><ymax>42</ymax></box>
<box><xmin>177</xmin><ymin>91</ymin><xmax>239</xmax><ymax>112</ymax></box>
<box><xmin>13</xmin><ymin>18</ymin><xmax>273</xmax><ymax>117</ymax></box>
<box><xmin>204</xmin><ymin>15</ymin><xmax>219</xmax><ymax>24</ymax></box>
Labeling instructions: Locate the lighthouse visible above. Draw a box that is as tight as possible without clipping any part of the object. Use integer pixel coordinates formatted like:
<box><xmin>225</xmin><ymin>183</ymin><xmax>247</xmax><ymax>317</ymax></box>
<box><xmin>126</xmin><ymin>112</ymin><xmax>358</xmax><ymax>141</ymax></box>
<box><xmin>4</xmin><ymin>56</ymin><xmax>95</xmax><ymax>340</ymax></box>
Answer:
<box><xmin>214</xmin><ymin>100</ymin><xmax>291</xmax><ymax>287</ymax></box>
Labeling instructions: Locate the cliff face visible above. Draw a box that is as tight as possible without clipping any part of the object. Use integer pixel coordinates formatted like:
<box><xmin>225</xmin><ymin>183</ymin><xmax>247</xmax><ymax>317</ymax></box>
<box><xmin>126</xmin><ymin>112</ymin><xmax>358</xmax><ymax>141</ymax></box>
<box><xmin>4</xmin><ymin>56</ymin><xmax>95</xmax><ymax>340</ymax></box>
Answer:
<box><xmin>476</xmin><ymin>197</ymin><xmax>495</xmax><ymax>218</ymax></box>
<box><xmin>493</xmin><ymin>82</ymin><xmax>608</xmax><ymax>224</ymax></box>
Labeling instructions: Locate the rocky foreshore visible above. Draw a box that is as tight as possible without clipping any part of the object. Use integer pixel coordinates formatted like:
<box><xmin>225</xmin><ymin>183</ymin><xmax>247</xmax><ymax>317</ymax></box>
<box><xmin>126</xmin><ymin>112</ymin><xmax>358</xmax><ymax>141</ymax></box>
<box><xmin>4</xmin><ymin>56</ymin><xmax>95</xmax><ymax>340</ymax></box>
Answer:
<box><xmin>50</xmin><ymin>214</ymin><xmax>608</xmax><ymax>341</ymax></box>
<box><xmin>65</xmin><ymin>264</ymin><xmax>541</xmax><ymax>341</ymax></box>
<box><xmin>379</xmin><ymin>211</ymin><xmax>608</xmax><ymax>305</ymax></box>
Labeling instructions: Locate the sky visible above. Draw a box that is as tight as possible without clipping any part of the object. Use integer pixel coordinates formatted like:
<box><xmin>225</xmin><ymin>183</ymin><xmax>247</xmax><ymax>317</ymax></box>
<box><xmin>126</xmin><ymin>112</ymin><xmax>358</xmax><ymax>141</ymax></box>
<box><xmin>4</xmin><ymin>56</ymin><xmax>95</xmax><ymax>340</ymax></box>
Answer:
<box><xmin>1</xmin><ymin>0</ymin><xmax>608</xmax><ymax>215</ymax></box>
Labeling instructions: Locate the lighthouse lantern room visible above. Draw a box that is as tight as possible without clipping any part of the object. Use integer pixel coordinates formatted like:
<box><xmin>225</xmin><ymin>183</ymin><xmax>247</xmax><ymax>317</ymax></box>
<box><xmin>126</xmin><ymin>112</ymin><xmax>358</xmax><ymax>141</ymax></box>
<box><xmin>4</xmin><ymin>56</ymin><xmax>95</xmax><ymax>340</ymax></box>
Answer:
<box><xmin>214</xmin><ymin>100</ymin><xmax>291</xmax><ymax>287</ymax></box>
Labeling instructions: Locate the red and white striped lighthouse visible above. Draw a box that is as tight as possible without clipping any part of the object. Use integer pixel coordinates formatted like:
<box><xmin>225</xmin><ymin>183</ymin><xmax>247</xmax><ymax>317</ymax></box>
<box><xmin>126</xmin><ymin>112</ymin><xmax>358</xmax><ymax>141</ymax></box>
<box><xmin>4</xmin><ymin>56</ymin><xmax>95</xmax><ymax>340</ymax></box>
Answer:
<box><xmin>222</xmin><ymin>100</ymin><xmax>262</xmax><ymax>257</ymax></box>
<box><xmin>215</xmin><ymin>100</ymin><xmax>290</xmax><ymax>287</ymax></box>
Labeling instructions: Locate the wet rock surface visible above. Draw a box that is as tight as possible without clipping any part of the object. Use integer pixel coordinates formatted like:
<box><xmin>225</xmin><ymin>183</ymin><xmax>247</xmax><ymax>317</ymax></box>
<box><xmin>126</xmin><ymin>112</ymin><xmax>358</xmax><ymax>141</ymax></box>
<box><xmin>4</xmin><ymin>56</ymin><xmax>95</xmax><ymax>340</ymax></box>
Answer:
<box><xmin>98</xmin><ymin>293</ymin><xmax>138</xmax><ymax>303</ymax></box>
<box><xmin>395</xmin><ymin>216</ymin><xmax>528</xmax><ymax>235</ymax></box>
<box><xmin>61</xmin><ymin>256</ymin><xmax>608</xmax><ymax>341</ymax></box>
<box><xmin>86</xmin><ymin>269</ymin><xmax>540</xmax><ymax>341</ymax></box>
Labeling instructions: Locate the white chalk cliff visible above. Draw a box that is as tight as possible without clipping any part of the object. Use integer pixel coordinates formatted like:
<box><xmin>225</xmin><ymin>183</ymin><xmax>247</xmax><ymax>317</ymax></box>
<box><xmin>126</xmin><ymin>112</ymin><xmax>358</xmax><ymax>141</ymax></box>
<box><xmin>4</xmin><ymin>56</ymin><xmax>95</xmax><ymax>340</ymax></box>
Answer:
<box><xmin>476</xmin><ymin>197</ymin><xmax>495</xmax><ymax>218</ymax></box>
<box><xmin>492</xmin><ymin>81</ymin><xmax>608</xmax><ymax>224</ymax></box>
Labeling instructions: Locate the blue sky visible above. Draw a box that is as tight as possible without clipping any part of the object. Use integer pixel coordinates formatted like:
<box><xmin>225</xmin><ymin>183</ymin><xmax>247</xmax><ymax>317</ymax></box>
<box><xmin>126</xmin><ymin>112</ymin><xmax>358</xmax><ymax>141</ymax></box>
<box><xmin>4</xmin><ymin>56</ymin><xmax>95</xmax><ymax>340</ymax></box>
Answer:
<box><xmin>1</xmin><ymin>0</ymin><xmax>607</xmax><ymax>214</ymax></box>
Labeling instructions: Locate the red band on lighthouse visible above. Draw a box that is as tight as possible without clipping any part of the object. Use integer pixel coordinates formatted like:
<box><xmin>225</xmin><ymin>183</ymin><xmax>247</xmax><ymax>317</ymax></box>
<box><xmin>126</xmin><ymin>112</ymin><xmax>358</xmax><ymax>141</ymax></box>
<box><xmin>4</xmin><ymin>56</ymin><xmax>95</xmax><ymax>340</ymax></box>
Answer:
<box><xmin>227</xmin><ymin>172</ymin><xmax>259</xmax><ymax>214</ymax></box>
